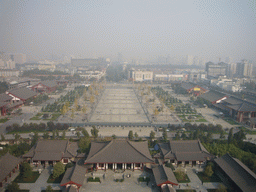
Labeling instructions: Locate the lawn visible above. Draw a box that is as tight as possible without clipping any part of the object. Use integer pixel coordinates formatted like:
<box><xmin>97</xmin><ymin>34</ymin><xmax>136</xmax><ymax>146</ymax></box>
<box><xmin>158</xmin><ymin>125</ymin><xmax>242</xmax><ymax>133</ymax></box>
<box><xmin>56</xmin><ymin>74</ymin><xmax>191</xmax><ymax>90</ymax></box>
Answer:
<box><xmin>46</xmin><ymin>113</ymin><xmax>61</xmax><ymax>121</ymax></box>
<box><xmin>0</xmin><ymin>117</ymin><xmax>9</xmax><ymax>123</ymax></box>
<box><xmin>30</xmin><ymin>113</ymin><xmax>43</xmax><ymax>120</ymax></box>
<box><xmin>195</xmin><ymin>119</ymin><xmax>208</xmax><ymax>122</ymax></box>
<box><xmin>87</xmin><ymin>177</ymin><xmax>101</xmax><ymax>182</ymax></box>
<box><xmin>196</xmin><ymin>172</ymin><xmax>221</xmax><ymax>182</ymax></box>
<box><xmin>223</xmin><ymin>118</ymin><xmax>239</xmax><ymax>125</ymax></box>
<box><xmin>5</xmin><ymin>190</ymin><xmax>29</xmax><ymax>192</ymax></box>
<box><xmin>14</xmin><ymin>172</ymin><xmax>40</xmax><ymax>183</ymax></box>
<box><xmin>138</xmin><ymin>177</ymin><xmax>150</xmax><ymax>182</ymax></box>
<box><xmin>174</xmin><ymin>172</ymin><xmax>190</xmax><ymax>183</ymax></box>
<box><xmin>176</xmin><ymin>190</ymin><xmax>196</xmax><ymax>192</ymax></box>
<box><xmin>47</xmin><ymin>173</ymin><xmax>64</xmax><ymax>183</ymax></box>
<box><xmin>239</xmin><ymin>126</ymin><xmax>256</xmax><ymax>135</ymax></box>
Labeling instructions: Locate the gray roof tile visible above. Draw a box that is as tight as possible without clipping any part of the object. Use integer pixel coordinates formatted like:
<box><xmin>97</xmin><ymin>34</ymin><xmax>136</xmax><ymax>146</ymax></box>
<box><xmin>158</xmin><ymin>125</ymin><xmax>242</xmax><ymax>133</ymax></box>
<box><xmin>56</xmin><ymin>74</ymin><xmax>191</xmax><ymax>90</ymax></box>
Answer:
<box><xmin>0</xmin><ymin>153</ymin><xmax>22</xmax><ymax>182</ymax></box>
<box><xmin>152</xmin><ymin>164</ymin><xmax>178</xmax><ymax>186</ymax></box>
<box><xmin>85</xmin><ymin>140</ymin><xmax>154</xmax><ymax>163</ymax></box>
<box><xmin>214</xmin><ymin>153</ymin><xmax>256</xmax><ymax>192</ymax></box>
<box><xmin>8</xmin><ymin>87</ymin><xmax>37</xmax><ymax>100</ymax></box>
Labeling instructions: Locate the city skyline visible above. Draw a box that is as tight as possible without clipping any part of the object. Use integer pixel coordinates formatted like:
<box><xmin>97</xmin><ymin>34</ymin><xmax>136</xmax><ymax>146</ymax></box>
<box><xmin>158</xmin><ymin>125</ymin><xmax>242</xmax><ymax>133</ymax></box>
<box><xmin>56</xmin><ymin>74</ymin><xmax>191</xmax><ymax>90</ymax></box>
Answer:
<box><xmin>1</xmin><ymin>0</ymin><xmax>256</xmax><ymax>63</ymax></box>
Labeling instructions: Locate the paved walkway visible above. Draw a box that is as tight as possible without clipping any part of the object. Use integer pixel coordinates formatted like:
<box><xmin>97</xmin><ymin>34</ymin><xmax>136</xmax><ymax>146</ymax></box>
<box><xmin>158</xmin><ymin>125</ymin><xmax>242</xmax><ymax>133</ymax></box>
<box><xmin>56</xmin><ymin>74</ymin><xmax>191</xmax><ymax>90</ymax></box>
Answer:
<box><xmin>176</xmin><ymin>167</ymin><xmax>221</xmax><ymax>192</ymax></box>
<box><xmin>19</xmin><ymin>166</ymin><xmax>61</xmax><ymax>192</ymax></box>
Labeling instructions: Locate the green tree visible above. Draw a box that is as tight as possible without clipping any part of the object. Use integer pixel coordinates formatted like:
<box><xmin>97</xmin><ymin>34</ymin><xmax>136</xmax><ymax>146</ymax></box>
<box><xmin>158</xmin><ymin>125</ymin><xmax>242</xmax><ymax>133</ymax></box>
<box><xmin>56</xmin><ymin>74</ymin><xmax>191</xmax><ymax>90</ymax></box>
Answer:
<box><xmin>43</xmin><ymin>132</ymin><xmax>49</xmax><ymax>139</ymax></box>
<box><xmin>91</xmin><ymin>126</ymin><xmax>99</xmax><ymax>138</ymax></box>
<box><xmin>128</xmin><ymin>130</ymin><xmax>133</xmax><ymax>140</ymax></box>
<box><xmin>228</xmin><ymin>128</ymin><xmax>234</xmax><ymax>144</ymax></box>
<box><xmin>52</xmin><ymin>131</ymin><xmax>55</xmax><ymax>139</ymax></box>
<box><xmin>7</xmin><ymin>181</ymin><xmax>20</xmax><ymax>192</ymax></box>
<box><xmin>20</xmin><ymin>162</ymin><xmax>32</xmax><ymax>178</ymax></box>
<box><xmin>31</xmin><ymin>132</ymin><xmax>39</xmax><ymax>146</ymax></box>
<box><xmin>219</xmin><ymin>130</ymin><xmax>225</xmax><ymax>139</ymax></box>
<box><xmin>162</xmin><ymin>129</ymin><xmax>168</xmax><ymax>142</ymax></box>
<box><xmin>175</xmin><ymin>131</ymin><xmax>181</xmax><ymax>140</ymax></box>
<box><xmin>149</xmin><ymin>131</ymin><xmax>155</xmax><ymax>141</ymax></box>
<box><xmin>61</xmin><ymin>130</ymin><xmax>66</xmax><ymax>139</ymax></box>
<box><xmin>76</xmin><ymin>131</ymin><xmax>81</xmax><ymax>138</ymax></box>
<box><xmin>216</xmin><ymin>184</ymin><xmax>227</xmax><ymax>192</ymax></box>
<box><xmin>1</xmin><ymin>133</ymin><xmax>5</xmax><ymax>141</ymax></box>
<box><xmin>46</xmin><ymin>185</ymin><xmax>53</xmax><ymax>192</ymax></box>
<box><xmin>112</xmin><ymin>134</ymin><xmax>117</xmax><ymax>139</ymax></box>
<box><xmin>78</xmin><ymin>137</ymin><xmax>91</xmax><ymax>153</ymax></box>
<box><xmin>82</xmin><ymin>128</ymin><xmax>89</xmax><ymax>138</ymax></box>
<box><xmin>53</xmin><ymin>162</ymin><xmax>65</xmax><ymax>179</ymax></box>
<box><xmin>204</xmin><ymin>165</ymin><xmax>214</xmax><ymax>177</ymax></box>
<box><xmin>134</xmin><ymin>132</ymin><xmax>138</xmax><ymax>139</ymax></box>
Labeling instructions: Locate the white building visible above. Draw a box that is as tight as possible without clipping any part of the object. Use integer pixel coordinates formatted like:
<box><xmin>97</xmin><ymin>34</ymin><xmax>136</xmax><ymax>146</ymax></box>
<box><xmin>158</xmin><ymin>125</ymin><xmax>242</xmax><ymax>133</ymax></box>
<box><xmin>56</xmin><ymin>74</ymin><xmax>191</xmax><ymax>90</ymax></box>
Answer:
<box><xmin>132</xmin><ymin>70</ymin><xmax>153</xmax><ymax>82</ymax></box>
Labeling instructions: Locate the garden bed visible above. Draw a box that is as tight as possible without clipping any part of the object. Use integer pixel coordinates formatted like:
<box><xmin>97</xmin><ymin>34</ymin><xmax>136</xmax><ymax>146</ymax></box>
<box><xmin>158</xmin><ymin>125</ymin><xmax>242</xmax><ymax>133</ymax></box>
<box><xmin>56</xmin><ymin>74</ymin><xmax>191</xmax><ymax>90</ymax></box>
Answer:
<box><xmin>47</xmin><ymin>173</ymin><xmax>64</xmax><ymax>183</ymax></box>
<box><xmin>196</xmin><ymin>172</ymin><xmax>221</xmax><ymax>182</ymax></box>
<box><xmin>138</xmin><ymin>177</ymin><xmax>150</xmax><ymax>182</ymax></box>
<box><xmin>87</xmin><ymin>177</ymin><xmax>101</xmax><ymax>182</ymax></box>
<box><xmin>174</xmin><ymin>172</ymin><xmax>190</xmax><ymax>183</ymax></box>
<box><xmin>0</xmin><ymin>117</ymin><xmax>9</xmax><ymax>123</ymax></box>
<box><xmin>14</xmin><ymin>171</ymin><xmax>40</xmax><ymax>183</ymax></box>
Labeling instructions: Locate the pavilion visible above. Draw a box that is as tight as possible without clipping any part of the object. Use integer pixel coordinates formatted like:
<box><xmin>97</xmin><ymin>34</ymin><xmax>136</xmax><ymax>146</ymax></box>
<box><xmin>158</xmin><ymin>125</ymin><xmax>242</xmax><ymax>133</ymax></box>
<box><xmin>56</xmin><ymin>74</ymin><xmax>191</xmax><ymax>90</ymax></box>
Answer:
<box><xmin>84</xmin><ymin>139</ymin><xmax>154</xmax><ymax>171</ymax></box>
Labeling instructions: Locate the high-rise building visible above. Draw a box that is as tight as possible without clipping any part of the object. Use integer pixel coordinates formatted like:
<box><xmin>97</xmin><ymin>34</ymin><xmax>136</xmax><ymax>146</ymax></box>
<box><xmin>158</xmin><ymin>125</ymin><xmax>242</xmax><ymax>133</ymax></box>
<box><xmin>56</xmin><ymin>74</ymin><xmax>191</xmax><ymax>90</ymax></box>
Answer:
<box><xmin>227</xmin><ymin>63</ymin><xmax>237</xmax><ymax>78</ymax></box>
<box><xmin>193</xmin><ymin>56</ymin><xmax>200</xmax><ymax>66</ymax></box>
<box><xmin>186</xmin><ymin>55</ymin><xmax>194</xmax><ymax>65</ymax></box>
<box><xmin>236</xmin><ymin>60</ymin><xmax>253</xmax><ymax>77</ymax></box>
<box><xmin>205</xmin><ymin>62</ymin><xmax>228</xmax><ymax>78</ymax></box>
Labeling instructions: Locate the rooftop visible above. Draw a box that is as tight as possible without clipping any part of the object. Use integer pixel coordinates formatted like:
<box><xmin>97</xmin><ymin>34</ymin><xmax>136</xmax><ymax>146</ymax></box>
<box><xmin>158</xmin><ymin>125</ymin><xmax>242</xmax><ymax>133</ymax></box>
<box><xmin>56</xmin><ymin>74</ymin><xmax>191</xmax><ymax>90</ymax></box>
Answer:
<box><xmin>85</xmin><ymin>140</ymin><xmax>154</xmax><ymax>164</ymax></box>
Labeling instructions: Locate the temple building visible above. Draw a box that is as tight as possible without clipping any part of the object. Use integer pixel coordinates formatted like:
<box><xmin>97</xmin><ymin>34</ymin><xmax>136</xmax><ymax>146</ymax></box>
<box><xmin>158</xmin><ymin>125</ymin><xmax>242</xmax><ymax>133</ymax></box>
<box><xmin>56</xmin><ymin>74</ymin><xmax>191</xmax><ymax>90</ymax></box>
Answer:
<box><xmin>60</xmin><ymin>164</ymin><xmax>87</xmax><ymax>192</ymax></box>
<box><xmin>155</xmin><ymin>140</ymin><xmax>214</xmax><ymax>167</ymax></box>
<box><xmin>214</xmin><ymin>153</ymin><xmax>256</xmax><ymax>192</ymax></box>
<box><xmin>0</xmin><ymin>153</ymin><xmax>23</xmax><ymax>187</ymax></box>
<box><xmin>152</xmin><ymin>163</ymin><xmax>178</xmax><ymax>191</ymax></box>
<box><xmin>84</xmin><ymin>140</ymin><xmax>154</xmax><ymax>171</ymax></box>
<box><xmin>23</xmin><ymin>140</ymin><xmax>80</xmax><ymax>166</ymax></box>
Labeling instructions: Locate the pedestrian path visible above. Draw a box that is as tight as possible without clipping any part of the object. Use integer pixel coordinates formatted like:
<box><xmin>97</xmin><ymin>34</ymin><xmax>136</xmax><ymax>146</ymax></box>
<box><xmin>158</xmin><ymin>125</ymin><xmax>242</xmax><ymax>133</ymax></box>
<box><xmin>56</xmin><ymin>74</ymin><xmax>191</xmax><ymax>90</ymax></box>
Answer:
<box><xmin>176</xmin><ymin>168</ymin><xmax>221</xmax><ymax>192</ymax></box>
<box><xmin>19</xmin><ymin>166</ymin><xmax>61</xmax><ymax>192</ymax></box>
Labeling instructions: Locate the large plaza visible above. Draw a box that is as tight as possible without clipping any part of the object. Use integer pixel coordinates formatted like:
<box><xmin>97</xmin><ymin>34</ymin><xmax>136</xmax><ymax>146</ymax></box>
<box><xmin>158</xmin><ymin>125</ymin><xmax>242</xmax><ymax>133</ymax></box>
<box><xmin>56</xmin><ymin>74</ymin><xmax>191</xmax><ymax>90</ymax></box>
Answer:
<box><xmin>90</xmin><ymin>84</ymin><xmax>150</xmax><ymax>123</ymax></box>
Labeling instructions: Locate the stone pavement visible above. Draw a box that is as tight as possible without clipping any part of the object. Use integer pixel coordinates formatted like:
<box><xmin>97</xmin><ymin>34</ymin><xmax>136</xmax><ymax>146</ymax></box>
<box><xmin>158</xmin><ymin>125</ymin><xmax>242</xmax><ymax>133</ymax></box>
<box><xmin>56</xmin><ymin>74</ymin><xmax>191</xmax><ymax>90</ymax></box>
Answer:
<box><xmin>176</xmin><ymin>167</ymin><xmax>222</xmax><ymax>192</ymax></box>
<box><xmin>0</xmin><ymin>171</ymin><xmax>20</xmax><ymax>192</ymax></box>
<box><xmin>80</xmin><ymin>170</ymin><xmax>159</xmax><ymax>192</ymax></box>
<box><xmin>19</xmin><ymin>166</ymin><xmax>61</xmax><ymax>192</ymax></box>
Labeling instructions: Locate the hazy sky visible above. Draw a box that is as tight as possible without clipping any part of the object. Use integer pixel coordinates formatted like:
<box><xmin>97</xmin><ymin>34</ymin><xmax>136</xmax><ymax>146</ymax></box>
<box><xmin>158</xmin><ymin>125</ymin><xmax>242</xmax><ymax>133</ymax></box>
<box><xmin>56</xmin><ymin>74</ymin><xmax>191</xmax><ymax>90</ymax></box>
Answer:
<box><xmin>0</xmin><ymin>0</ymin><xmax>256</xmax><ymax>63</ymax></box>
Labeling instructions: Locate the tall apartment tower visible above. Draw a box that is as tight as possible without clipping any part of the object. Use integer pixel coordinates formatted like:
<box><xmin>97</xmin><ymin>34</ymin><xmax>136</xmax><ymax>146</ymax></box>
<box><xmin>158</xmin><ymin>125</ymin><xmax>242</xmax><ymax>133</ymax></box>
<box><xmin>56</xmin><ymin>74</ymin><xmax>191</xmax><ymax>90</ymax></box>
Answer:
<box><xmin>236</xmin><ymin>60</ymin><xmax>253</xmax><ymax>77</ymax></box>
<box><xmin>186</xmin><ymin>55</ymin><xmax>194</xmax><ymax>65</ymax></box>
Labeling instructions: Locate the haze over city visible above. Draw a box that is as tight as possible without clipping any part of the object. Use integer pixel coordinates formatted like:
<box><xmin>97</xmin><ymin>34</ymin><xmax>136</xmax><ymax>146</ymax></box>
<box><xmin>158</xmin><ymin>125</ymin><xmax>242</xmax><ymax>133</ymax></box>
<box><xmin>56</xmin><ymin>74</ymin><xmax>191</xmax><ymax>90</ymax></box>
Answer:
<box><xmin>1</xmin><ymin>0</ymin><xmax>256</xmax><ymax>63</ymax></box>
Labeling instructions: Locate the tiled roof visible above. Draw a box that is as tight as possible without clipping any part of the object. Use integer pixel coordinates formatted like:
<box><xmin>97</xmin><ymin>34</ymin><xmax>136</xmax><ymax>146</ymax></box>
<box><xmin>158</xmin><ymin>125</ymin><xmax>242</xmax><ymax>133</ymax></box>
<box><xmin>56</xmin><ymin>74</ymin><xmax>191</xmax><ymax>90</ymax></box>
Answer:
<box><xmin>152</xmin><ymin>164</ymin><xmax>178</xmax><ymax>186</ymax></box>
<box><xmin>60</xmin><ymin>164</ymin><xmax>87</xmax><ymax>186</ymax></box>
<box><xmin>0</xmin><ymin>153</ymin><xmax>22</xmax><ymax>182</ymax></box>
<box><xmin>199</xmin><ymin>91</ymin><xmax>227</xmax><ymax>103</ymax></box>
<box><xmin>224</xmin><ymin>97</ymin><xmax>243</xmax><ymax>105</ymax></box>
<box><xmin>158</xmin><ymin>140</ymin><xmax>213</xmax><ymax>162</ymax></box>
<box><xmin>41</xmin><ymin>80</ymin><xmax>58</xmax><ymax>88</ymax></box>
<box><xmin>8</xmin><ymin>87</ymin><xmax>37</xmax><ymax>100</ymax></box>
<box><xmin>33</xmin><ymin>152</ymin><xmax>63</xmax><ymax>161</ymax></box>
<box><xmin>23</xmin><ymin>140</ymin><xmax>79</xmax><ymax>161</ymax></box>
<box><xmin>0</xmin><ymin>101</ymin><xmax>8</xmax><ymax>108</ymax></box>
<box><xmin>85</xmin><ymin>140</ymin><xmax>154</xmax><ymax>164</ymax></box>
<box><xmin>214</xmin><ymin>153</ymin><xmax>256</xmax><ymax>192</ymax></box>
<box><xmin>181</xmin><ymin>82</ymin><xmax>196</xmax><ymax>90</ymax></box>
<box><xmin>0</xmin><ymin>93</ymin><xmax>12</xmax><ymax>102</ymax></box>
<box><xmin>226</xmin><ymin>102</ymin><xmax>256</xmax><ymax>112</ymax></box>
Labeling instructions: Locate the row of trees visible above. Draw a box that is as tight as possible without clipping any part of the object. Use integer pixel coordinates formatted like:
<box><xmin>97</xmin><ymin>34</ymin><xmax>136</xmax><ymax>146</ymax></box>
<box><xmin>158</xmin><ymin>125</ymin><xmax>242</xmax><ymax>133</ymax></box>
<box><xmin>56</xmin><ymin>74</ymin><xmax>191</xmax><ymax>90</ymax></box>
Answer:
<box><xmin>6</xmin><ymin>122</ymin><xmax>69</xmax><ymax>133</ymax></box>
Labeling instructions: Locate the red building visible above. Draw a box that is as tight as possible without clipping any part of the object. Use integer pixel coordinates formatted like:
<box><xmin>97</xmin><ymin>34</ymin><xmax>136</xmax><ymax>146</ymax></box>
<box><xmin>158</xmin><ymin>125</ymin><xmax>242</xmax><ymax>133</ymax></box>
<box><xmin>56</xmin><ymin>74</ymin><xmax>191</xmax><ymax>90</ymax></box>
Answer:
<box><xmin>31</xmin><ymin>80</ymin><xmax>57</xmax><ymax>93</ymax></box>
<box><xmin>181</xmin><ymin>82</ymin><xmax>208</xmax><ymax>96</ymax></box>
